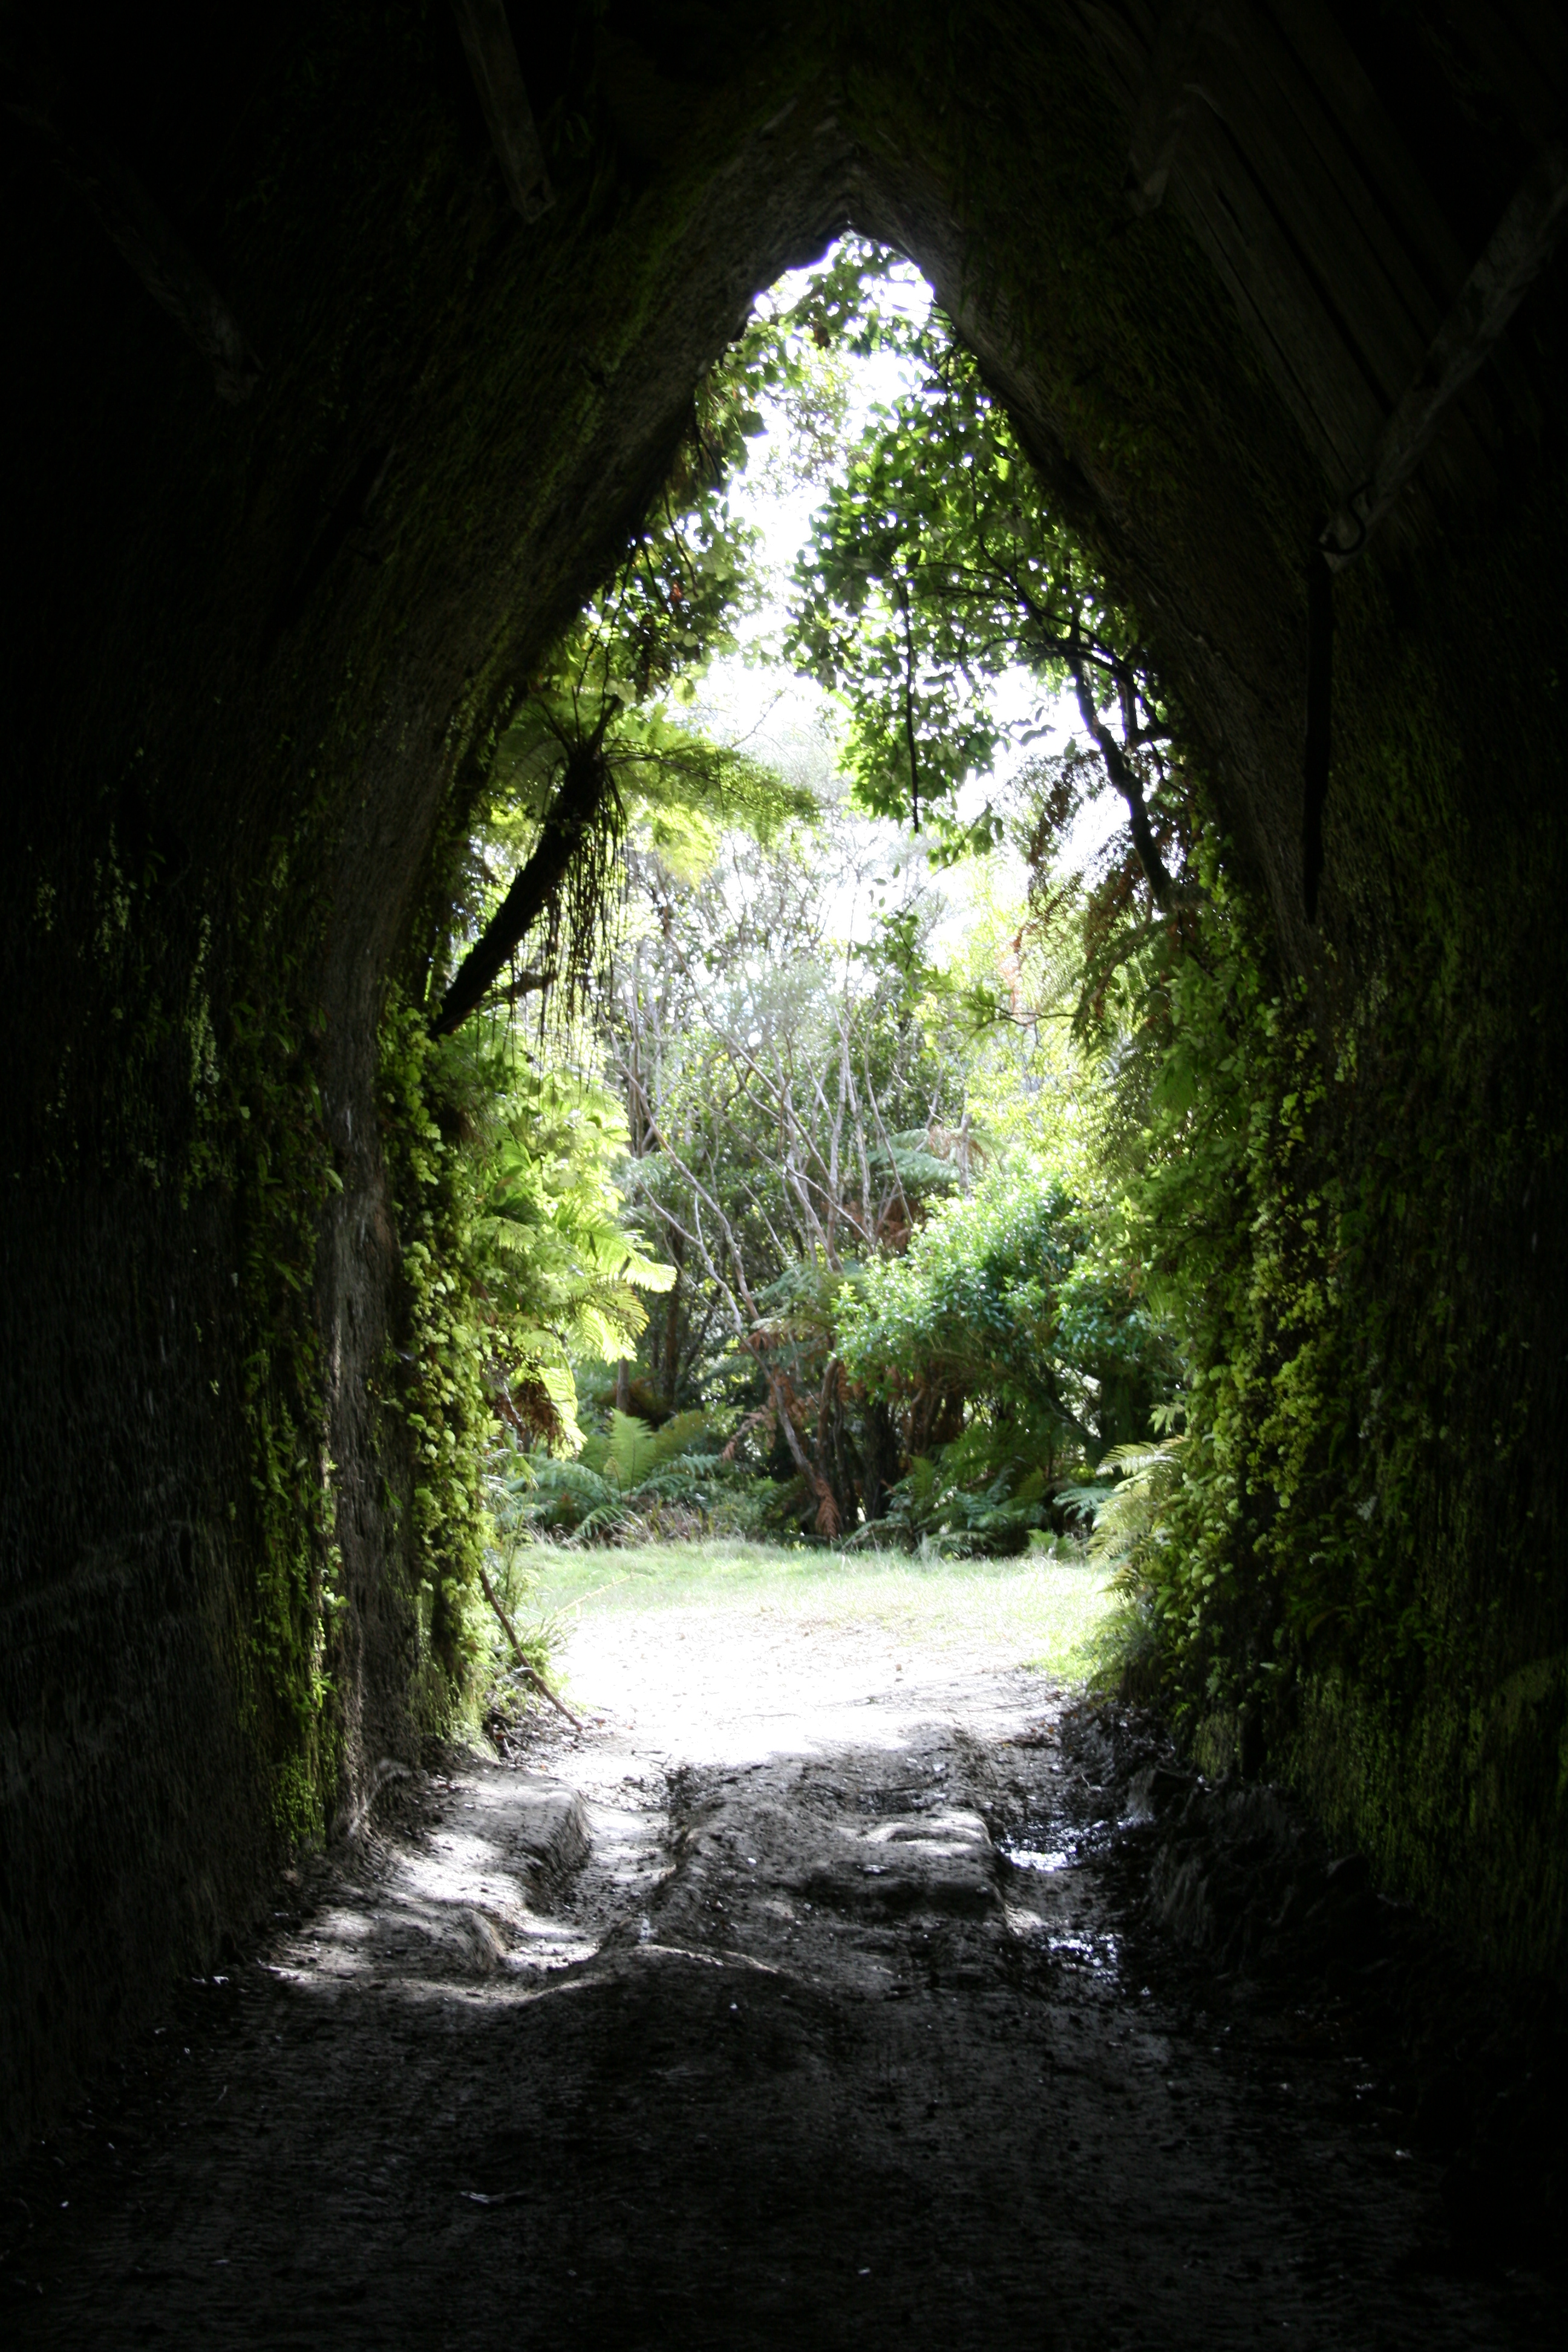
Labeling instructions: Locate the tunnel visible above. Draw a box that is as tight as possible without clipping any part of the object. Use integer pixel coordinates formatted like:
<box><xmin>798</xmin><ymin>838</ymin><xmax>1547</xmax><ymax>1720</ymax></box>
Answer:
<box><xmin>2</xmin><ymin>1</ymin><xmax>1566</xmax><ymax>2336</ymax></box>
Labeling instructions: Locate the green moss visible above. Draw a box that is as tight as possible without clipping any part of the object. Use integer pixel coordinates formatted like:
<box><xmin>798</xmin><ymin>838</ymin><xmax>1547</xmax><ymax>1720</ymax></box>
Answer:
<box><xmin>375</xmin><ymin>995</ymin><xmax>492</xmax><ymax>1723</ymax></box>
<box><xmin>10</xmin><ymin>0</ymin><xmax>1564</xmax><ymax>1971</ymax></box>
<box><xmin>1104</xmin><ymin>431</ymin><xmax>1568</xmax><ymax>1968</ymax></box>
<box><xmin>189</xmin><ymin>825</ymin><xmax>345</xmax><ymax>1841</ymax></box>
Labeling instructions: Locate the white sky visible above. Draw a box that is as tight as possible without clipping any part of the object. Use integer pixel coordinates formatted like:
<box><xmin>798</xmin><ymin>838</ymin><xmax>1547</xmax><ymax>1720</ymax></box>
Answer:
<box><xmin>681</xmin><ymin>247</ymin><xmax>1123</xmax><ymax>958</ymax></box>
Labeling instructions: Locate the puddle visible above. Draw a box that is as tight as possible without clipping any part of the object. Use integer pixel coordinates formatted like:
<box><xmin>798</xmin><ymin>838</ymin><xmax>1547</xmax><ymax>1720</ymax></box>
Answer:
<box><xmin>1003</xmin><ymin>1844</ymin><xmax>1073</xmax><ymax>1873</ymax></box>
<box><xmin>1047</xmin><ymin>1930</ymin><xmax>1120</xmax><ymax>1973</ymax></box>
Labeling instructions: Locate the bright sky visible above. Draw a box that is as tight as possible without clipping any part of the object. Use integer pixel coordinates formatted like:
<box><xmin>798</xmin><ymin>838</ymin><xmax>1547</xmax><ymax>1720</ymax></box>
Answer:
<box><xmin>682</xmin><ymin>246</ymin><xmax>1123</xmax><ymax>959</ymax></box>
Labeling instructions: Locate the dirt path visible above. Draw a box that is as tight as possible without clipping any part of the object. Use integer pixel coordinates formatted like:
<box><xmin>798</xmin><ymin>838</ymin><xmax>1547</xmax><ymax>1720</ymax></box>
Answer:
<box><xmin>3</xmin><ymin>1607</ymin><xmax>1552</xmax><ymax>2348</ymax></box>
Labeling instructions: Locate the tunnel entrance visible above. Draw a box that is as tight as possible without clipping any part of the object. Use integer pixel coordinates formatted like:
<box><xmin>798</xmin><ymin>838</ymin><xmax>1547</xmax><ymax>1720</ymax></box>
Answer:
<box><xmin>419</xmin><ymin>230</ymin><xmax>1200</xmax><ymax>1602</ymax></box>
<box><xmin>3</xmin><ymin>0</ymin><xmax>1567</xmax><ymax>2298</ymax></box>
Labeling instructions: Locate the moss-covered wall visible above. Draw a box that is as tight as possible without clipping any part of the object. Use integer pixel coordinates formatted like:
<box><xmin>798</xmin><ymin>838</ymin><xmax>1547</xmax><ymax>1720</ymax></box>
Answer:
<box><xmin>1</xmin><ymin>0</ymin><xmax>852</xmax><ymax>2143</ymax></box>
<box><xmin>1281</xmin><ymin>483</ymin><xmax>1568</xmax><ymax>1972</ymax></box>
<box><xmin>2</xmin><ymin>0</ymin><xmax>1563</xmax><ymax>2145</ymax></box>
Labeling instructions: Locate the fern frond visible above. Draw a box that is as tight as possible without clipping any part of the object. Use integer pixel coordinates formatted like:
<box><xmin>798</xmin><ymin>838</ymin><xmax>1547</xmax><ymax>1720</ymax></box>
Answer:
<box><xmin>606</xmin><ymin>1408</ymin><xmax>662</xmax><ymax>1488</ymax></box>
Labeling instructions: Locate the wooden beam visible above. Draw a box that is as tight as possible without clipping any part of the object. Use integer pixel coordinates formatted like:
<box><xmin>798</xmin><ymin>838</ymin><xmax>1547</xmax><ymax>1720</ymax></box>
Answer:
<box><xmin>449</xmin><ymin>0</ymin><xmax>554</xmax><ymax>223</ymax></box>
<box><xmin>1306</xmin><ymin>139</ymin><xmax>1568</xmax><ymax>918</ymax></box>
<box><xmin>1125</xmin><ymin>0</ymin><xmax>1221</xmax><ymax>215</ymax></box>
<box><xmin>1321</xmin><ymin>139</ymin><xmax>1568</xmax><ymax>567</ymax></box>
<box><xmin>10</xmin><ymin>99</ymin><xmax>261</xmax><ymax>403</ymax></box>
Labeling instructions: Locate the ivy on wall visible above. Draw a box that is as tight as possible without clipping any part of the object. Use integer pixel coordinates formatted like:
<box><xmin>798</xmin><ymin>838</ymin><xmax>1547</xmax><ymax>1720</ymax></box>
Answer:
<box><xmin>1107</xmin><ymin>823</ymin><xmax>1567</xmax><ymax>1959</ymax></box>
<box><xmin>375</xmin><ymin>997</ymin><xmax>492</xmax><ymax>1717</ymax></box>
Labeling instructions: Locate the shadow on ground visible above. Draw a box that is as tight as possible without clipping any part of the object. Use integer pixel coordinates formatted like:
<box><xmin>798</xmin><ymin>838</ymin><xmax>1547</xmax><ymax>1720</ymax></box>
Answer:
<box><xmin>1</xmin><ymin>1647</ymin><xmax>1555</xmax><ymax>2349</ymax></box>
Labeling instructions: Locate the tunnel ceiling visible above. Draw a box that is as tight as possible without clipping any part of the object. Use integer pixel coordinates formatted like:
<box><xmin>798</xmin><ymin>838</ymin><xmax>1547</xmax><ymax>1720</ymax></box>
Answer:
<box><xmin>5</xmin><ymin>0</ymin><xmax>1564</xmax><ymax>993</ymax></box>
<box><xmin>1070</xmin><ymin>0</ymin><xmax>1561</xmax><ymax>506</ymax></box>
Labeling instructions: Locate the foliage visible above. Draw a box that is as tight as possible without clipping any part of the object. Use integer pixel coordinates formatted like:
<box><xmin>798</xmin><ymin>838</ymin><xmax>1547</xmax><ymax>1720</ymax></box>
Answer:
<box><xmin>785</xmin><ymin>295</ymin><xmax>1194</xmax><ymax>900</ymax></box>
<box><xmin>544</xmin><ymin>254</ymin><xmax>1202</xmax><ymax>1552</ymax></box>
<box><xmin>437</xmin><ymin>336</ymin><xmax>819</xmax><ymax>1027</ymax></box>
<box><xmin>578</xmin><ymin>1406</ymin><xmax>711</xmax><ymax>1483</ymax></box>
<box><xmin>841</xmin><ymin>1157</ymin><xmax>1169</xmax><ymax>1454</ymax></box>
<box><xmin>875</xmin><ymin>1440</ymin><xmax>1053</xmax><ymax>1557</ymax></box>
<box><xmin>504</xmin><ymin>1418</ymin><xmax>773</xmax><ymax>1549</ymax></box>
<box><xmin>832</xmin><ymin>1157</ymin><xmax>1175</xmax><ymax>1550</ymax></box>
<box><xmin>1067</xmin><ymin>864</ymin><xmax>1371</xmax><ymax>1740</ymax></box>
<box><xmin>376</xmin><ymin>996</ymin><xmax>671</xmax><ymax>1705</ymax></box>
<box><xmin>1054</xmin><ymin>1434</ymin><xmax>1189</xmax><ymax>1688</ymax></box>
<box><xmin>1064</xmin><ymin>1435</ymin><xmax>1187</xmax><ymax>1588</ymax></box>
<box><xmin>460</xmin><ymin>1047</ymin><xmax>674</xmax><ymax>1449</ymax></box>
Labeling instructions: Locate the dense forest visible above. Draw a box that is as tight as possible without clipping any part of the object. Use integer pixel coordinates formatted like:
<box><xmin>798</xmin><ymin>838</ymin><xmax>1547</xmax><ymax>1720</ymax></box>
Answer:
<box><xmin>390</xmin><ymin>243</ymin><xmax>1342</xmax><ymax>1780</ymax></box>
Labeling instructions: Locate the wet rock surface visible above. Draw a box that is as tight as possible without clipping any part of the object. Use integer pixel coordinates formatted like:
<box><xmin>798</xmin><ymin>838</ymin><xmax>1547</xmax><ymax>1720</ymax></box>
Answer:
<box><xmin>1099</xmin><ymin>1707</ymin><xmax>1568</xmax><ymax>2278</ymax></box>
<box><xmin>1</xmin><ymin>1632</ymin><xmax>1556</xmax><ymax>2349</ymax></box>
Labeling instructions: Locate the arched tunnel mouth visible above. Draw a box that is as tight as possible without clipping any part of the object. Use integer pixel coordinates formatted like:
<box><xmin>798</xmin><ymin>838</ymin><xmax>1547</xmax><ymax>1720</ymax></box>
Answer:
<box><xmin>4</xmin><ymin>1</ymin><xmax>1568</xmax><ymax>2332</ymax></box>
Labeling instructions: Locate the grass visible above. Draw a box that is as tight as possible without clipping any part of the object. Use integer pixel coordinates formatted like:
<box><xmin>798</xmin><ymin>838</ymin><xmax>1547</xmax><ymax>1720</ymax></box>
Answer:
<box><xmin>518</xmin><ymin>1536</ymin><xmax>1117</xmax><ymax>1679</ymax></box>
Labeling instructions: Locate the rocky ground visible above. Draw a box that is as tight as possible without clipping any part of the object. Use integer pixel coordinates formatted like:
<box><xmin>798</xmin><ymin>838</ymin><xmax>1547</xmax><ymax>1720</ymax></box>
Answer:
<box><xmin>2</xmin><ymin>1604</ymin><xmax>1557</xmax><ymax>2348</ymax></box>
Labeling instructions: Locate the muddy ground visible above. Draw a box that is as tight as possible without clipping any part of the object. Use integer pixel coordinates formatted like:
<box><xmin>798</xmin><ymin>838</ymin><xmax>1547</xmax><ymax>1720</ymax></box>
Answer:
<box><xmin>2</xmin><ymin>1605</ymin><xmax>1557</xmax><ymax>2348</ymax></box>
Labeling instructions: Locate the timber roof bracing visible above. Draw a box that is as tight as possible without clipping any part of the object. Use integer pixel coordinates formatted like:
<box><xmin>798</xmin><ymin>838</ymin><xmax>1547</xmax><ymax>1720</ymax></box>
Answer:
<box><xmin>1065</xmin><ymin>0</ymin><xmax>1568</xmax><ymax>543</ymax></box>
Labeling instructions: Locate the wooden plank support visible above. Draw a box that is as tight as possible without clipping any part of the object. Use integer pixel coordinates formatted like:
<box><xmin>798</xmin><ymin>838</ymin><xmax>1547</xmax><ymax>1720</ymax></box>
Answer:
<box><xmin>1320</xmin><ymin>138</ymin><xmax>1568</xmax><ymax>568</ymax></box>
<box><xmin>1125</xmin><ymin>0</ymin><xmax>1221</xmax><ymax>214</ymax></box>
<box><xmin>449</xmin><ymin>0</ymin><xmax>554</xmax><ymax>223</ymax></box>
<box><xmin>1304</xmin><ymin>139</ymin><xmax>1568</xmax><ymax>919</ymax></box>
<box><xmin>10</xmin><ymin>100</ymin><xmax>261</xmax><ymax>403</ymax></box>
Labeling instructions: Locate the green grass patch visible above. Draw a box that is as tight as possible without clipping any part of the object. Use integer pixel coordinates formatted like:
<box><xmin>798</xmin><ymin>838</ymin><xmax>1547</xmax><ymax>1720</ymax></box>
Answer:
<box><xmin>524</xmin><ymin>1537</ymin><xmax>1116</xmax><ymax>1677</ymax></box>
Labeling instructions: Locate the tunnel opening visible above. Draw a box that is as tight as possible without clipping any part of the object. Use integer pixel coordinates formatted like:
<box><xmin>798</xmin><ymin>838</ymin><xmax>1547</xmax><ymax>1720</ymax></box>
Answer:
<box><xmin>416</xmin><ymin>230</ymin><xmax>1207</xmax><ymax>1621</ymax></box>
<box><xmin>2</xmin><ymin>7</ymin><xmax>1566</xmax><ymax>2287</ymax></box>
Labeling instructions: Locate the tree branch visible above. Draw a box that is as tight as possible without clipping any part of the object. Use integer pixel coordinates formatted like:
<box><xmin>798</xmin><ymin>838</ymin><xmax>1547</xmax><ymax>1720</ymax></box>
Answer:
<box><xmin>897</xmin><ymin>575</ymin><xmax>921</xmax><ymax>832</ymax></box>
<box><xmin>432</xmin><ymin>745</ymin><xmax>609</xmax><ymax>1035</ymax></box>
<box><xmin>475</xmin><ymin>1560</ymin><xmax>583</xmax><ymax>1729</ymax></box>
<box><xmin>1066</xmin><ymin>637</ymin><xmax>1177</xmax><ymax>912</ymax></box>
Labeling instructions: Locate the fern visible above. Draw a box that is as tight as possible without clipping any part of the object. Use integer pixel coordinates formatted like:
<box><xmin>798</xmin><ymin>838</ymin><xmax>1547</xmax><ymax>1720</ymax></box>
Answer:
<box><xmin>905</xmin><ymin>1454</ymin><xmax>940</xmax><ymax>1507</ymax></box>
<box><xmin>422</xmin><ymin>1043</ymin><xmax>676</xmax><ymax>1454</ymax></box>
<box><xmin>605</xmin><ymin>1408</ymin><xmax>662</xmax><ymax>1488</ymax></box>
<box><xmin>651</xmin><ymin>1407</ymin><xmax>710</xmax><ymax>1464</ymax></box>
<box><xmin>1085</xmin><ymin>1437</ymin><xmax>1186</xmax><ymax>1596</ymax></box>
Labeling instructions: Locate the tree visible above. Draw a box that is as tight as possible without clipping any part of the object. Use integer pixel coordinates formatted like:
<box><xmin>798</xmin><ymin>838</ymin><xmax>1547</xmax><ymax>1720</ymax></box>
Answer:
<box><xmin>837</xmin><ymin>1157</ymin><xmax>1175</xmax><ymax>1548</ymax></box>
<box><xmin>786</xmin><ymin>306</ymin><xmax>1199</xmax><ymax>911</ymax></box>
<box><xmin>603</xmin><ymin>797</ymin><xmax>967</xmax><ymax>1532</ymax></box>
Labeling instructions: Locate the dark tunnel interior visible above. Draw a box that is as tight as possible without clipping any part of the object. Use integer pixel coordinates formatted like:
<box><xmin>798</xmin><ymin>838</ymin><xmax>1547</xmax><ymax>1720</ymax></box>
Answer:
<box><xmin>2</xmin><ymin>1</ymin><xmax>1567</xmax><ymax>2331</ymax></box>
